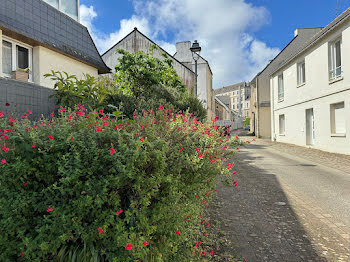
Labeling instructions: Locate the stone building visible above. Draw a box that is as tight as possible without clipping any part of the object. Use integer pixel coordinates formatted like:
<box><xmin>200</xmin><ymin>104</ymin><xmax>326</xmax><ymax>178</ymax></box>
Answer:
<box><xmin>0</xmin><ymin>0</ymin><xmax>109</xmax><ymax>119</ymax></box>
<box><xmin>215</xmin><ymin>82</ymin><xmax>251</xmax><ymax>128</ymax></box>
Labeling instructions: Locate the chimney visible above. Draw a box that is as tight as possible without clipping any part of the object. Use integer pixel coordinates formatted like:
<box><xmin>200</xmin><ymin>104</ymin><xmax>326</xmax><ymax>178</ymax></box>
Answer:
<box><xmin>175</xmin><ymin>41</ymin><xmax>192</xmax><ymax>62</ymax></box>
<box><xmin>294</xmin><ymin>29</ymin><xmax>299</xmax><ymax>37</ymax></box>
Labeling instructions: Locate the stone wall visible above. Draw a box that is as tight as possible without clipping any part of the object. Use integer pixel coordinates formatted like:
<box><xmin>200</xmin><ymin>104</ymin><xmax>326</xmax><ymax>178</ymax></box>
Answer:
<box><xmin>0</xmin><ymin>77</ymin><xmax>57</xmax><ymax>120</ymax></box>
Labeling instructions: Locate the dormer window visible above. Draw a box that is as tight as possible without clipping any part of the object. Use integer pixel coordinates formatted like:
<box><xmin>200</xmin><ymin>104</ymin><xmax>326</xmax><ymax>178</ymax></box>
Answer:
<box><xmin>43</xmin><ymin>0</ymin><xmax>79</xmax><ymax>21</ymax></box>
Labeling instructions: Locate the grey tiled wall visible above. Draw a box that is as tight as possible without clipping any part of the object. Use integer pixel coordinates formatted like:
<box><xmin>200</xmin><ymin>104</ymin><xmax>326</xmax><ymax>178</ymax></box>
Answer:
<box><xmin>0</xmin><ymin>78</ymin><xmax>58</xmax><ymax>120</ymax></box>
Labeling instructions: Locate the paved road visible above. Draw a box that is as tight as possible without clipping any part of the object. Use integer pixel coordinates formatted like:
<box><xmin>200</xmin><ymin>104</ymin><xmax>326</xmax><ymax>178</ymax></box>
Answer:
<box><xmin>209</xmin><ymin>139</ymin><xmax>350</xmax><ymax>261</ymax></box>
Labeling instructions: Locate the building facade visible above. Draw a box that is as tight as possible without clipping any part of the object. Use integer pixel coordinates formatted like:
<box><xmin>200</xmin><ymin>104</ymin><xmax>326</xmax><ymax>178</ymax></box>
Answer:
<box><xmin>250</xmin><ymin>28</ymin><xmax>322</xmax><ymax>138</ymax></box>
<box><xmin>102</xmin><ymin>28</ymin><xmax>196</xmax><ymax>94</ymax></box>
<box><xmin>215</xmin><ymin>82</ymin><xmax>251</xmax><ymax>128</ymax></box>
<box><xmin>270</xmin><ymin>8</ymin><xmax>350</xmax><ymax>154</ymax></box>
<box><xmin>174</xmin><ymin>42</ymin><xmax>215</xmax><ymax>121</ymax></box>
<box><xmin>0</xmin><ymin>0</ymin><xmax>109</xmax><ymax>118</ymax></box>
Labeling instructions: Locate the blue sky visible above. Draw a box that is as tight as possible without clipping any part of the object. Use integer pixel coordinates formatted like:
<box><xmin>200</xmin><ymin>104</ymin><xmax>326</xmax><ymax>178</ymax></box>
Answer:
<box><xmin>80</xmin><ymin>0</ymin><xmax>349</xmax><ymax>89</ymax></box>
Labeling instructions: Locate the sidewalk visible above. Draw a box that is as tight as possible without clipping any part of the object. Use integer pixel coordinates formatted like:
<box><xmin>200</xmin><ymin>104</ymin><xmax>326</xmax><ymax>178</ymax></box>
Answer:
<box><xmin>242</xmin><ymin>137</ymin><xmax>350</xmax><ymax>174</ymax></box>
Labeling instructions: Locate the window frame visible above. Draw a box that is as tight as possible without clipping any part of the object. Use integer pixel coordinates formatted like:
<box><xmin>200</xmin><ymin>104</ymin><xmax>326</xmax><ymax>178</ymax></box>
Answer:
<box><xmin>297</xmin><ymin>59</ymin><xmax>306</xmax><ymax>86</ymax></box>
<box><xmin>279</xmin><ymin>114</ymin><xmax>285</xmax><ymax>135</ymax></box>
<box><xmin>2</xmin><ymin>37</ymin><xmax>33</xmax><ymax>82</ymax></box>
<box><xmin>329</xmin><ymin>37</ymin><xmax>342</xmax><ymax>81</ymax></box>
<box><xmin>330</xmin><ymin>102</ymin><xmax>346</xmax><ymax>136</ymax></box>
<box><xmin>278</xmin><ymin>73</ymin><xmax>284</xmax><ymax>102</ymax></box>
<box><xmin>44</xmin><ymin>0</ymin><xmax>80</xmax><ymax>21</ymax></box>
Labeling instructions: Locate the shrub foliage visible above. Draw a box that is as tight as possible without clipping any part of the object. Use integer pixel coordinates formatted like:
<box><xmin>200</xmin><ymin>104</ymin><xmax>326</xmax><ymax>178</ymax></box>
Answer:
<box><xmin>0</xmin><ymin>106</ymin><xmax>236</xmax><ymax>261</ymax></box>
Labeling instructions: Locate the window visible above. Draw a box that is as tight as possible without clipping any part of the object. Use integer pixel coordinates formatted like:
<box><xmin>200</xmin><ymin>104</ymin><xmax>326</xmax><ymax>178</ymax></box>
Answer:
<box><xmin>279</xmin><ymin>114</ymin><xmax>285</xmax><ymax>135</ymax></box>
<box><xmin>232</xmin><ymin>104</ymin><xmax>235</xmax><ymax>110</ymax></box>
<box><xmin>330</xmin><ymin>102</ymin><xmax>346</xmax><ymax>135</ymax></box>
<box><xmin>43</xmin><ymin>0</ymin><xmax>79</xmax><ymax>21</ymax></box>
<box><xmin>278</xmin><ymin>74</ymin><xmax>284</xmax><ymax>102</ymax></box>
<box><xmin>2</xmin><ymin>40</ymin><xmax>12</xmax><ymax>76</ymax></box>
<box><xmin>297</xmin><ymin>60</ymin><xmax>305</xmax><ymax>85</ymax></box>
<box><xmin>246</xmin><ymin>103</ymin><xmax>249</xmax><ymax>108</ymax></box>
<box><xmin>1</xmin><ymin>38</ymin><xmax>32</xmax><ymax>81</ymax></box>
<box><xmin>329</xmin><ymin>38</ymin><xmax>342</xmax><ymax>80</ymax></box>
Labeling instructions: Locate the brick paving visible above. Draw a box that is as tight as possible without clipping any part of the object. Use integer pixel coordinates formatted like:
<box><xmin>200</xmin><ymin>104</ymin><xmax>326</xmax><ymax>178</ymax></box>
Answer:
<box><xmin>207</xmin><ymin>138</ymin><xmax>350</xmax><ymax>262</ymax></box>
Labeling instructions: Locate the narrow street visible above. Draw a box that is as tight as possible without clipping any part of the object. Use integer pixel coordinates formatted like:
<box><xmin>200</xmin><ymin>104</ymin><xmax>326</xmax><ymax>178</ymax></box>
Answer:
<box><xmin>209</xmin><ymin>138</ymin><xmax>350</xmax><ymax>262</ymax></box>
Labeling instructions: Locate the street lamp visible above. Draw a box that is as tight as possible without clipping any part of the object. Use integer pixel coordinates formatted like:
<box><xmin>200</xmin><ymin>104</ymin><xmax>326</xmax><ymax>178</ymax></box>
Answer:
<box><xmin>190</xmin><ymin>40</ymin><xmax>201</xmax><ymax>96</ymax></box>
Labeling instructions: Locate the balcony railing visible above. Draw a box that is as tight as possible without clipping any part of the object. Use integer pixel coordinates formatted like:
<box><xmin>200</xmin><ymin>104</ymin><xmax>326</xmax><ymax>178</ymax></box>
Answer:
<box><xmin>329</xmin><ymin>66</ymin><xmax>342</xmax><ymax>81</ymax></box>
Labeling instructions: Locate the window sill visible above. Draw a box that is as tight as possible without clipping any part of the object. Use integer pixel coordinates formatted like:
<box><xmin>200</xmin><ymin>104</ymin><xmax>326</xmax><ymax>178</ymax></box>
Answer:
<box><xmin>278</xmin><ymin>99</ymin><xmax>284</xmax><ymax>103</ymax></box>
<box><xmin>279</xmin><ymin>134</ymin><xmax>285</xmax><ymax>136</ymax></box>
<box><xmin>297</xmin><ymin>82</ymin><xmax>305</xmax><ymax>88</ymax></box>
<box><xmin>329</xmin><ymin>76</ymin><xmax>343</xmax><ymax>85</ymax></box>
<box><xmin>331</xmin><ymin>133</ymin><xmax>346</xmax><ymax>137</ymax></box>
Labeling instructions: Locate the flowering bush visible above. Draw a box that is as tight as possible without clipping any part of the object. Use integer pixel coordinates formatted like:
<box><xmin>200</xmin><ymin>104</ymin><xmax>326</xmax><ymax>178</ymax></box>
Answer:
<box><xmin>0</xmin><ymin>106</ymin><xmax>237</xmax><ymax>261</ymax></box>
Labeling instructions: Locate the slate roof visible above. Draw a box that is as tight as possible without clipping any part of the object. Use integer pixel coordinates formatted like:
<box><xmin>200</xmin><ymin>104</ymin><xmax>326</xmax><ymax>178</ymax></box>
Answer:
<box><xmin>270</xmin><ymin>7</ymin><xmax>350</xmax><ymax>76</ymax></box>
<box><xmin>0</xmin><ymin>0</ymin><xmax>110</xmax><ymax>74</ymax></box>
<box><xmin>216</xmin><ymin>95</ymin><xmax>230</xmax><ymax>107</ymax></box>
<box><xmin>214</xmin><ymin>82</ymin><xmax>245</xmax><ymax>95</ymax></box>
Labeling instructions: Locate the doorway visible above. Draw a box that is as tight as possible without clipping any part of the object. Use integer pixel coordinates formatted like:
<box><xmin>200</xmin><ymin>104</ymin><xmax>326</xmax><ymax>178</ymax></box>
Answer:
<box><xmin>306</xmin><ymin>108</ymin><xmax>315</xmax><ymax>145</ymax></box>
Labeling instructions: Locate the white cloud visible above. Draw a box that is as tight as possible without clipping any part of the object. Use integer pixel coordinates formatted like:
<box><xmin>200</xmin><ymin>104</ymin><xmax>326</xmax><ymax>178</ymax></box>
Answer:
<box><xmin>81</xmin><ymin>1</ymin><xmax>280</xmax><ymax>88</ymax></box>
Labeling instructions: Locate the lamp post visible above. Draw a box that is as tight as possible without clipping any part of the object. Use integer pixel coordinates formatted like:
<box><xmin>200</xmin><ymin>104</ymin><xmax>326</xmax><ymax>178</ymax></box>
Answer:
<box><xmin>190</xmin><ymin>40</ymin><xmax>201</xmax><ymax>96</ymax></box>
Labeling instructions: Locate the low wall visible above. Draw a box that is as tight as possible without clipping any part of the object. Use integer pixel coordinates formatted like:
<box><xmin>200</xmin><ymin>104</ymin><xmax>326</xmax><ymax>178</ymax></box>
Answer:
<box><xmin>0</xmin><ymin>77</ymin><xmax>58</xmax><ymax>120</ymax></box>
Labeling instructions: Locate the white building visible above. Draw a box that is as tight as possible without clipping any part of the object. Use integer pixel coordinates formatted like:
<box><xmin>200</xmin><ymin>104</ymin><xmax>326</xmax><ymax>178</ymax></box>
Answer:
<box><xmin>174</xmin><ymin>42</ymin><xmax>215</xmax><ymax>121</ymax></box>
<box><xmin>270</xmin><ymin>8</ymin><xmax>350</xmax><ymax>154</ymax></box>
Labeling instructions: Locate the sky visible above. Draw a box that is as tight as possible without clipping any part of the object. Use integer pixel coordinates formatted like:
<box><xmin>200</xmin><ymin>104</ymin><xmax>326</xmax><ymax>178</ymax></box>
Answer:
<box><xmin>80</xmin><ymin>0</ymin><xmax>350</xmax><ymax>89</ymax></box>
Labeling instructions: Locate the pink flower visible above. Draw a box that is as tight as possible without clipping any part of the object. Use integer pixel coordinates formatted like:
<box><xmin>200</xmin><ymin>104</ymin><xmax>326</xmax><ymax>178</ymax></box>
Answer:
<box><xmin>110</xmin><ymin>147</ymin><xmax>115</xmax><ymax>155</ymax></box>
<box><xmin>1</xmin><ymin>159</ymin><xmax>6</xmax><ymax>165</ymax></box>
<box><xmin>0</xmin><ymin>112</ymin><xmax>3</xmax><ymax>117</ymax></box>
<box><xmin>27</xmin><ymin>109</ymin><xmax>32</xmax><ymax>114</ymax></box>
<box><xmin>32</xmin><ymin>144</ymin><xmax>36</xmax><ymax>148</ymax></box>
<box><xmin>144</xmin><ymin>241</ymin><xmax>149</xmax><ymax>246</ymax></box>
<box><xmin>125</xmin><ymin>244</ymin><xmax>133</xmax><ymax>250</ymax></box>
<box><xmin>96</xmin><ymin>127</ymin><xmax>102</xmax><ymax>132</ymax></box>
<box><xmin>116</xmin><ymin>209</ymin><xmax>123</xmax><ymax>215</ymax></box>
<box><xmin>48</xmin><ymin>136</ymin><xmax>54</xmax><ymax>140</ymax></box>
<box><xmin>195</xmin><ymin>148</ymin><xmax>199</xmax><ymax>153</ymax></box>
<box><xmin>47</xmin><ymin>208</ymin><xmax>53</xmax><ymax>212</ymax></box>
<box><xmin>71</xmin><ymin>137</ymin><xmax>74</xmax><ymax>142</ymax></box>
<box><xmin>233</xmin><ymin>171</ymin><xmax>237</xmax><ymax>175</ymax></box>
<box><xmin>3</xmin><ymin>134</ymin><xmax>8</xmax><ymax>140</ymax></box>
<box><xmin>176</xmin><ymin>231</ymin><xmax>181</xmax><ymax>235</ymax></box>
<box><xmin>97</xmin><ymin>227</ymin><xmax>104</xmax><ymax>233</ymax></box>
<box><xmin>227</xmin><ymin>163</ymin><xmax>232</xmax><ymax>169</ymax></box>
<box><xmin>205</xmin><ymin>223</ymin><xmax>210</xmax><ymax>227</ymax></box>
<box><xmin>21</xmin><ymin>114</ymin><xmax>28</xmax><ymax>119</ymax></box>
<box><xmin>179</xmin><ymin>147</ymin><xmax>183</xmax><ymax>152</ymax></box>
<box><xmin>222</xmin><ymin>146</ymin><xmax>227</xmax><ymax>150</ymax></box>
<box><xmin>210</xmin><ymin>250</ymin><xmax>214</xmax><ymax>255</ymax></box>
<box><xmin>140</xmin><ymin>137</ymin><xmax>144</xmax><ymax>142</ymax></box>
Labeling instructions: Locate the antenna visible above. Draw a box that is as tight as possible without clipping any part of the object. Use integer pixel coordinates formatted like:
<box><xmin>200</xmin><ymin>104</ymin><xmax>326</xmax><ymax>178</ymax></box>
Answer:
<box><xmin>336</xmin><ymin>0</ymin><xmax>341</xmax><ymax>16</ymax></box>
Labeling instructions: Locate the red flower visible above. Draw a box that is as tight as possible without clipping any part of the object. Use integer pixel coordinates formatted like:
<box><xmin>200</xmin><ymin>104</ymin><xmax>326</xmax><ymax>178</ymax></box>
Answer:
<box><xmin>32</xmin><ymin>144</ymin><xmax>36</xmax><ymax>148</ymax></box>
<box><xmin>233</xmin><ymin>171</ymin><xmax>237</xmax><ymax>175</ymax></box>
<box><xmin>195</xmin><ymin>148</ymin><xmax>199</xmax><ymax>153</ymax></box>
<box><xmin>140</xmin><ymin>137</ymin><xmax>144</xmax><ymax>142</ymax></box>
<box><xmin>210</xmin><ymin>250</ymin><xmax>214</xmax><ymax>255</ymax></box>
<box><xmin>125</xmin><ymin>244</ymin><xmax>132</xmax><ymax>250</ymax></box>
<box><xmin>195</xmin><ymin>195</ymin><xmax>198</xmax><ymax>198</ymax></box>
<box><xmin>144</xmin><ymin>241</ymin><xmax>149</xmax><ymax>246</ymax></box>
<box><xmin>179</xmin><ymin>147</ymin><xmax>183</xmax><ymax>152</ymax></box>
<box><xmin>20</xmin><ymin>251</ymin><xmax>24</xmax><ymax>257</ymax></box>
<box><xmin>96</xmin><ymin>127</ymin><xmax>102</xmax><ymax>132</ymax></box>
<box><xmin>205</xmin><ymin>223</ymin><xmax>210</xmax><ymax>227</ymax></box>
<box><xmin>227</xmin><ymin>163</ymin><xmax>232</xmax><ymax>169</ymax></box>
<box><xmin>27</xmin><ymin>109</ymin><xmax>32</xmax><ymax>114</ymax></box>
<box><xmin>97</xmin><ymin>227</ymin><xmax>104</xmax><ymax>233</ymax></box>
<box><xmin>2</xmin><ymin>145</ymin><xmax>9</xmax><ymax>153</ymax></box>
<box><xmin>110</xmin><ymin>147</ymin><xmax>115</xmax><ymax>155</ymax></box>
<box><xmin>176</xmin><ymin>231</ymin><xmax>181</xmax><ymax>235</ymax></box>
<box><xmin>5</xmin><ymin>103</ymin><xmax>10</xmax><ymax>106</ymax></box>
<box><xmin>116</xmin><ymin>209</ymin><xmax>123</xmax><ymax>215</ymax></box>
<box><xmin>1</xmin><ymin>159</ymin><xmax>6</xmax><ymax>165</ymax></box>
<box><xmin>48</xmin><ymin>136</ymin><xmax>54</xmax><ymax>140</ymax></box>
<box><xmin>201</xmin><ymin>220</ymin><xmax>206</xmax><ymax>225</ymax></box>
<box><xmin>0</xmin><ymin>112</ymin><xmax>3</xmax><ymax>117</ymax></box>
<box><xmin>21</xmin><ymin>114</ymin><xmax>28</xmax><ymax>119</ymax></box>
<box><xmin>47</xmin><ymin>208</ymin><xmax>53</xmax><ymax>212</ymax></box>
<box><xmin>222</xmin><ymin>145</ymin><xmax>227</xmax><ymax>150</ymax></box>
<box><xmin>24</xmin><ymin>182</ymin><xmax>28</xmax><ymax>187</ymax></box>
<box><xmin>71</xmin><ymin>137</ymin><xmax>74</xmax><ymax>142</ymax></box>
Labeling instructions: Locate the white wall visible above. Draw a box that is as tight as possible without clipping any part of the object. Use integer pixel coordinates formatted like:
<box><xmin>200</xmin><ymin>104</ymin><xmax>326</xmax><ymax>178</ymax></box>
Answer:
<box><xmin>271</xmin><ymin>20</ymin><xmax>350</xmax><ymax>154</ymax></box>
<box><xmin>34</xmin><ymin>46</ymin><xmax>98</xmax><ymax>89</ymax></box>
<box><xmin>0</xmin><ymin>29</ymin><xmax>2</xmax><ymax>75</ymax></box>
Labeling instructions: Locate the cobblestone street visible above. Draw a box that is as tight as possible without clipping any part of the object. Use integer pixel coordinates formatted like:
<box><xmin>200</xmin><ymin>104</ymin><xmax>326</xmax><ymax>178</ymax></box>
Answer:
<box><xmin>209</xmin><ymin>138</ymin><xmax>350</xmax><ymax>261</ymax></box>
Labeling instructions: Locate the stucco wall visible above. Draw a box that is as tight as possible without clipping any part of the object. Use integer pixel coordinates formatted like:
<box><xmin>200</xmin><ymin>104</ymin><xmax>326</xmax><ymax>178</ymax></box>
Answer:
<box><xmin>102</xmin><ymin>31</ymin><xmax>196</xmax><ymax>93</ymax></box>
<box><xmin>34</xmin><ymin>46</ymin><xmax>98</xmax><ymax>89</ymax></box>
<box><xmin>271</xmin><ymin>21</ymin><xmax>350</xmax><ymax>154</ymax></box>
<box><xmin>0</xmin><ymin>29</ymin><xmax>2</xmax><ymax>75</ymax></box>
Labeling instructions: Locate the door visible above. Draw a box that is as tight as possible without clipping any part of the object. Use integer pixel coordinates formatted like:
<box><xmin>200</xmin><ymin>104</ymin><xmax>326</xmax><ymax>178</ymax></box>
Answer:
<box><xmin>306</xmin><ymin>109</ymin><xmax>315</xmax><ymax>145</ymax></box>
